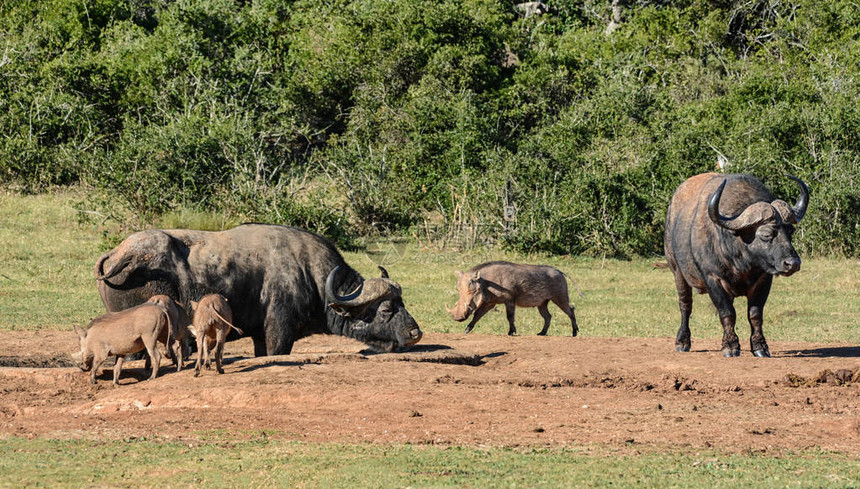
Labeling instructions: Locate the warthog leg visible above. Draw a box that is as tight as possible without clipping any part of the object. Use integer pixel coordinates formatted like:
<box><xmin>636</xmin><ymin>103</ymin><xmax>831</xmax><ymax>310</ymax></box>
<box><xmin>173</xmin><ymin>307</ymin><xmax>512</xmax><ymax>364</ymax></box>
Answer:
<box><xmin>537</xmin><ymin>301</ymin><xmax>551</xmax><ymax>336</ymax></box>
<box><xmin>504</xmin><ymin>302</ymin><xmax>517</xmax><ymax>336</ymax></box>
<box><xmin>464</xmin><ymin>303</ymin><xmax>493</xmax><ymax>334</ymax></box>
<box><xmin>112</xmin><ymin>356</ymin><xmax>124</xmax><ymax>385</ymax></box>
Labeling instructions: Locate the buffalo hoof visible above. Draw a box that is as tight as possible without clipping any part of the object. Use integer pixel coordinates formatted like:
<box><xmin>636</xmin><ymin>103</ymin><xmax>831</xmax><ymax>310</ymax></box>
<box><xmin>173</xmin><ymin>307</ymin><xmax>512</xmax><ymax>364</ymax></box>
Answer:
<box><xmin>537</xmin><ymin>331</ymin><xmax>548</xmax><ymax>336</ymax></box>
<box><xmin>675</xmin><ymin>344</ymin><xmax>690</xmax><ymax>353</ymax></box>
<box><xmin>722</xmin><ymin>347</ymin><xmax>741</xmax><ymax>357</ymax></box>
<box><xmin>752</xmin><ymin>348</ymin><xmax>771</xmax><ymax>358</ymax></box>
<box><xmin>463</xmin><ymin>326</ymin><xmax>473</xmax><ymax>334</ymax></box>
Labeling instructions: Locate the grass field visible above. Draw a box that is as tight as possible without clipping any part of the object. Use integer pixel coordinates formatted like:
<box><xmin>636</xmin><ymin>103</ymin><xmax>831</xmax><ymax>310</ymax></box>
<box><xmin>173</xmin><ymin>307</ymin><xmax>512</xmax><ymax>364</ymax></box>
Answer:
<box><xmin>1</xmin><ymin>189</ymin><xmax>858</xmax><ymax>487</ymax></box>
<box><xmin>0</xmin><ymin>437</ymin><xmax>857</xmax><ymax>488</ymax></box>
<box><xmin>2</xmin><ymin>189</ymin><xmax>858</xmax><ymax>343</ymax></box>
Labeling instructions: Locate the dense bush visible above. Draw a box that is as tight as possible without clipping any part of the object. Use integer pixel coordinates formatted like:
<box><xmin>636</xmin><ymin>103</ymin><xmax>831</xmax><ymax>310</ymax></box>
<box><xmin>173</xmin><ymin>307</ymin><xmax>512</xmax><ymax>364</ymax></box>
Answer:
<box><xmin>2</xmin><ymin>0</ymin><xmax>859</xmax><ymax>255</ymax></box>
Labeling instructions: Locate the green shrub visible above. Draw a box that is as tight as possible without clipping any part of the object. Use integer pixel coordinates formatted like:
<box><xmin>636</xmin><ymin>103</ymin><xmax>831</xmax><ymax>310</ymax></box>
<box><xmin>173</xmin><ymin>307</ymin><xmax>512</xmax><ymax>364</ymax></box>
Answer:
<box><xmin>2</xmin><ymin>0</ymin><xmax>859</xmax><ymax>257</ymax></box>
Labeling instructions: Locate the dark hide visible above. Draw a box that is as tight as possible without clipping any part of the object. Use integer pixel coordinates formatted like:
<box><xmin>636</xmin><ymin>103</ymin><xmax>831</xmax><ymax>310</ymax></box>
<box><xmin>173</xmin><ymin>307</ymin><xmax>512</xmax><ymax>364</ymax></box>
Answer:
<box><xmin>664</xmin><ymin>173</ymin><xmax>809</xmax><ymax>358</ymax></box>
<box><xmin>95</xmin><ymin>224</ymin><xmax>422</xmax><ymax>356</ymax></box>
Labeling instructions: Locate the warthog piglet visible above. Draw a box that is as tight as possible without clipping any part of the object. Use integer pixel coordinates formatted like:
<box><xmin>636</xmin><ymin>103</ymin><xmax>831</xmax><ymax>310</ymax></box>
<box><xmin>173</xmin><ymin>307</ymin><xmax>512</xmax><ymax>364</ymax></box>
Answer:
<box><xmin>74</xmin><ymin>302</ymin><xmax>171</xmax><ymax>385</ymax></box>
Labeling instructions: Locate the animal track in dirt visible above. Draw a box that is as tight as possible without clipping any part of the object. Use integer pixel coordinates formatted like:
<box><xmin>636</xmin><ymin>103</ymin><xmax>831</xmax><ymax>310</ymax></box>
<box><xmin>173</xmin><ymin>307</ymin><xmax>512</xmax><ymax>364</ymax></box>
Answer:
<box><xmin>782</xmin><ymin>368</ymin><xmax>860</xmax><ymax>387</ymax></box>
<box><xmin>0</xmin><ymin>353</ymin><xmax>77</xmax><ymax>368</ymax></box>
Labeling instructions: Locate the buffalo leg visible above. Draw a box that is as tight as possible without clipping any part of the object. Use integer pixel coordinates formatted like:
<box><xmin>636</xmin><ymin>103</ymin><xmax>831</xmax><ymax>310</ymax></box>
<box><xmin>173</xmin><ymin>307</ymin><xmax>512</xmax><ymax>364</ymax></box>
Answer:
<box><xmin>504</xmin><ymin>302</ymin><xmax>517</xmax><ymax>336</ymax></box>
<box><xmin>672</xmin><ymin>271</ymin><xmax>693</xmax><ymax>352</ymax></box>
<box><xmin>706</xmin><ymin>280</ymin><xmax>740</xmax><ymax>357</ymax></box>
<box><xmin>747</xmin><ymin>275</ymin><xmax>773</xmax><ymax>358</ymax></box>
<box><xmin>252</xmin><ymin>336</ymin><xmax>267</xmax><ymax>357</ymax></box>
<box><xmin>537</xmin><ymin>301</ymin><xmax>552</xmax><ymax>336</ymax></box>
<box><xmin>264</xmin><ymin>312</ymin><xmax>295</xmax><ymax>355</ymax></box>
<box><xmin>464</xmin><ymin>303</ymin><xmax>493</xmax><ymax>334</ymax></box>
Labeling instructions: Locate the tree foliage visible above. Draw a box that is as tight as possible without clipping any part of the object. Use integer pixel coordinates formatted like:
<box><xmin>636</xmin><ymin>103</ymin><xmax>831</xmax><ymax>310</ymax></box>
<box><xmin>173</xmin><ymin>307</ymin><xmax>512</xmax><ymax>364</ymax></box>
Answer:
<box><xmin>2</xmin><ymin>0</ymin><xmax>859</xmax><ymax>254</ymax></box>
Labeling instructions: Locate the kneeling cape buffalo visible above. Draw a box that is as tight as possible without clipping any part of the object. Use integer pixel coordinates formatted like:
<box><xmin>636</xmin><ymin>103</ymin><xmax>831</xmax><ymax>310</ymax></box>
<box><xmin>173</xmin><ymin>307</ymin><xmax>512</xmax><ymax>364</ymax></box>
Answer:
<box><xmin>664</xmin><ymin>173</ymin><xmax>809</xmax><ymax>358</ymax></box>
<box><xmin>95</xmin><ymin>224</ymin><xmax>423</xmax><ymax>356</ymax></box>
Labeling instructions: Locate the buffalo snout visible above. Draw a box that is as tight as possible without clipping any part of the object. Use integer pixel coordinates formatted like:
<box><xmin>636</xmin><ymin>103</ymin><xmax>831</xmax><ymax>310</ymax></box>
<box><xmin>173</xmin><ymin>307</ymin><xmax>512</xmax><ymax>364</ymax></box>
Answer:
<box><xmin>403</xmin><ymin>327</ymin><xmax>422</xmax><ymax>347</ymax></box>
<box><xmin>781</xmin><ymin>257</ymin><xmax>801</xmax><ymax>276</ymax></box>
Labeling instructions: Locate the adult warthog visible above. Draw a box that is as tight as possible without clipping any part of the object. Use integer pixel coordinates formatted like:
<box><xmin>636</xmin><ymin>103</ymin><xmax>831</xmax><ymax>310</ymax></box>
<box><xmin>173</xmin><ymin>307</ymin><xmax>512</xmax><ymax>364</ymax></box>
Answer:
<box><xmin>447</xmin><ymin>261</ymin><xmax>578</xmax><ymax>336</ymax></box>
<box><xmin>664</xmin><ymin>173</ymin><xmax>809</xmax><ymax>357</ymax></box>
<box><xmin>95</xmin><ymin>224</ymin><xmax>422</xmax><ymax>356</ymax></box>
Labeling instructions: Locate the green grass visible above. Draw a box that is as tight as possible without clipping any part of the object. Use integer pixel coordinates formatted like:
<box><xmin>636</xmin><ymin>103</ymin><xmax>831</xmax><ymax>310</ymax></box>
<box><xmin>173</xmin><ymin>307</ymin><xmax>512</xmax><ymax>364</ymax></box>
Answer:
<box><xmin>345</xmin><ymin>246</ymin><xmax>860</xmax><ymax>344</ymax></box>
<box><xmin>2</xmin><ymin>189</ymin><xmax>859</xmax><ymax>487</ymax></box>
<box><xmin>1</xmin><ymin>189</ymin><xmax>858</xmax><ymax>344</ymax></box>
<box><xmin>0</xmin><ymin>189</ymin><xmax>105</xmax><ymax>330</ymax></box>
<box><xmin>0</xmin><ymin>437</ymin><xmax>857</xmax><ymax>488</ymax></box>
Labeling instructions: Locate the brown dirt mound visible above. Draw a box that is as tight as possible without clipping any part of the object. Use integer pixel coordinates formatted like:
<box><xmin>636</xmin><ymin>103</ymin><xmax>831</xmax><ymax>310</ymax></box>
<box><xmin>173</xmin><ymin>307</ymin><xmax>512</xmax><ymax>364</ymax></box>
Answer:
<box><xmin>1</xmin><ymin>331</ymin><xmax>859</xmax><ymax>453</ymax></box>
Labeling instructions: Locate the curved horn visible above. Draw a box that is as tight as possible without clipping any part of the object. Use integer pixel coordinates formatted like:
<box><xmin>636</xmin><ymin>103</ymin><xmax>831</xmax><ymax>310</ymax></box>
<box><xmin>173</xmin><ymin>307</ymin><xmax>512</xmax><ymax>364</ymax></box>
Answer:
<box><xmin>708</xmin><ymin>179</ymin><xmax>776</xmax><ymax>231</ymax></box>
<box><xmin>326</xmin><ymin>266</ymin><xmax>395</xmax><ymax>308</ymax></box>
<box><xmin>94</xmin><ymin>250</ymin><xmax>114</xmax><ymax>280</ymax></box>
<box><xmin>787</xmin><ymin>174</ymin><xmax>809</xmax><ymax>222</ymax></box>
<box><xmin>96</xmin><ymin>252</ymin><xmax>133</xmax><ymax>282</ymax></box>
<box><xmin>378</xmin><ymin>266</ymin><xmax>389</xmax><ymax>279</ymax></box>
<box><xmin>325</xmin><ymin>266</ymin><xmax>358</xmax><ymax>302</ymax></box>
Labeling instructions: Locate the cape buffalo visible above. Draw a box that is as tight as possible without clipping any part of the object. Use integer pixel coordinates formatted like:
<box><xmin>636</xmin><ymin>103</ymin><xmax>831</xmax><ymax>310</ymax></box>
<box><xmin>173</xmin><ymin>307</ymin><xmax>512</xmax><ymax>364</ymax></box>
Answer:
<box><xmin>95</xmin><ymin>224</ymin><xmax>423</xmax><ymax>356</ymax></box>
<box><xmin>664</xmin><ymin>173</ymin><xmax>809</xmax><ymax>357</ymax></box>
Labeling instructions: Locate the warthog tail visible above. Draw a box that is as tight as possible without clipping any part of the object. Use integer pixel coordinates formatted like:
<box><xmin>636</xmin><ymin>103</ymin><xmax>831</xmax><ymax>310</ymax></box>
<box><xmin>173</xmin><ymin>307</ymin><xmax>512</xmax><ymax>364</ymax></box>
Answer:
<box><xmin>211</xmin><ymin>309</ymin><xmax>244</xmax><ymax>336</ymax></box>
<box><xmin>559</xmin><ymin>270</ymin><xmax>585</xmax><ymax>298</ymax></box>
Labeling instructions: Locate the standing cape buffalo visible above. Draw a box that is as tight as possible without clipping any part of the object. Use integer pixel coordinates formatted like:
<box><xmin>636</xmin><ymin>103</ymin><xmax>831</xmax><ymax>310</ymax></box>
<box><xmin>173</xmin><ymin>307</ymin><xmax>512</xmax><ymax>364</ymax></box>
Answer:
<box><xmin>664</xmin><ymin>173</ymin><xmax>809</xmax><ymax>357</ymax></box>
<box><xmin>95</xmin><ymin>224</ymin><xmax>423</xmax><ymax>356</ymax></box>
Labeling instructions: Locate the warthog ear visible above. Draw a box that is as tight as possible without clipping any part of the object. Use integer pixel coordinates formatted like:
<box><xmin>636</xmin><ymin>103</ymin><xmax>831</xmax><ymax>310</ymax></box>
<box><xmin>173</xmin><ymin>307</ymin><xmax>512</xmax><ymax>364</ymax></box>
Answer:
<box><xmin>74</xmin><ymin>325</ymin><xmax>87</xmax><ymax>338</ymax></box>
<box><xmin>468</xmin><ymin>272</ymin><xmax>482</xmax><ymax>291</ymax></box>
<box><xmin>455</xmin><ymin>270</ymin><xmax>463</xmax><ymax>278</ymax></box>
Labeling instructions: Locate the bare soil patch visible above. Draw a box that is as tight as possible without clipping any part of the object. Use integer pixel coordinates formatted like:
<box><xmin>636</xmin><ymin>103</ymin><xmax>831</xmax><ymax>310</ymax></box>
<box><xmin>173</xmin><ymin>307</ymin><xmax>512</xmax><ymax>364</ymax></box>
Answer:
<box><xmin>1</xmin><ymin>331</ymin><xmax>859</xmax><ymax>453</ymax></box>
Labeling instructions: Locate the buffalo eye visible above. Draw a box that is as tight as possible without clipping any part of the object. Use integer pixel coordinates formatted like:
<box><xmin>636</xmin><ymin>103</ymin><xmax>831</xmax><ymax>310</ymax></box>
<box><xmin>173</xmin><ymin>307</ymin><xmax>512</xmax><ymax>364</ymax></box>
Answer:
<box><xmin>377</xmin><ymin>302</ymin><xmax>393</xmax><ymax>319</ymax></box>
<box><xmin>757</xmin><ymin>227</ymin><xmax>777</xmax><ymax>242</ymax></box>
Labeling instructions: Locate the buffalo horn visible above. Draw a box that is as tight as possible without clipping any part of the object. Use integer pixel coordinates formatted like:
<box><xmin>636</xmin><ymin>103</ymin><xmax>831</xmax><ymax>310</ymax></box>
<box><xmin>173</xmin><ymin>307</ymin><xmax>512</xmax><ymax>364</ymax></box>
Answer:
<box><xmin>787</xmin><ymin>174</ymin><xmax>809</xmax><ymax>222</ymax></box>
<box><xmin>378</xmin><ymin>266</ymin><xmax>389</xmax><ymax>279</ymax></box>
<box><xmin>95</xmin><ymin>252</ymin><xmax>131</xmax><ymax>282</ymax></box>
<box><xmin>94</xmin><ymin>250</ymin><xmax>114</xmax><ymax>280</ymax></box>
<box><xmin>708</xmin><ymin>179</ymin><xmax>776</xmax><ymax>231</ymax></box>
<box><xmin>326</xmin><ymin>266</ymin><xmax>395</xmax><ymax>308</ymax></box>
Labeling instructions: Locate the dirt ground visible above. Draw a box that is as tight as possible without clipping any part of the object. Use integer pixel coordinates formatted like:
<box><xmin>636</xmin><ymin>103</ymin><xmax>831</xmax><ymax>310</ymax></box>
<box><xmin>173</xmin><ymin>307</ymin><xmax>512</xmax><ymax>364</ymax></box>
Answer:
<box><xmin>1</xmin><ymin>330</ymin><xmax>859</xmax><ymax>453</ymax></box>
